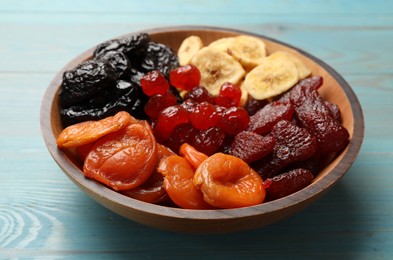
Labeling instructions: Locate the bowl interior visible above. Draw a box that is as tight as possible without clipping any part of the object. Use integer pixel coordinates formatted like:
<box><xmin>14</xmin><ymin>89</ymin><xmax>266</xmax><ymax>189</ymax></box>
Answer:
<box><xmin>41</xmin><ymin>26</ymin><xmax>364</xmax><ymax>233</ymax></box>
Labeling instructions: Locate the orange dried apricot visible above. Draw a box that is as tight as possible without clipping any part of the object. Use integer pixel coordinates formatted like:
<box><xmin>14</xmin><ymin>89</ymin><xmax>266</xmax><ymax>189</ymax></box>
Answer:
<box><xmin>194</xmin><ymin>153</ymin><xmax>265</xmax><ymax>208</ymax></box>
<box><xmin>83</xmin><ymin>123</ymin><xmax>157</xmax><ymax>191</ymax></box>
<box><xmin>179</xmin><ymin>143</ymin><xmax>208</xmax><ymax>169</ymax></box>
<box><xmin>57</xmin><ymin>111</ymin><xmax>135</xmax><ymax>148</ymax></box>
<box><xmin>121</xmin><ymin>144</ymin><xmax>175</xmax><ymax>204</ymax></box>
<box><xmin>158</xmin><ymin>155</ymin><xmax>213</xmax><ymax>209</ymax></box>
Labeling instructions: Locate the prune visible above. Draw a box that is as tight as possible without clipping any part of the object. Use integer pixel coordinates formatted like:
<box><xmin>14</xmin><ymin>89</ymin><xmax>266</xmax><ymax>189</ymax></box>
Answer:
<box><xmin>94</xmin><ymin>33</ymin><xmax>150</xmax><ymax>58</ymax></box>
<box><xmin>138</xmin><ymin>42</ymin><xmax>179</xmax><ymax>77</ymax></box>
<box><xmin>230</xmin><ymin>131</ymin><xmax>275</xmax><ymax>163</ymax></box>
<box><xmin>264</xmin><ymin>168</ymin><xmax>314</xmax><ymax>200</ymax></box>
<box><xmin>60</xmin><ymin>84</ymin><xmax>147</xmax><ymax>126</ymax></box>
<box><xmin>96</xmin><ymin>51</ymin><xmax>132</xmax><ymax>80</ymax></box>
<box><xmin>59</xmin><ymin>59</ymin><xmax>117</xmax><ymax>107</ymax></box>
<box><xmin>247</xmin><ymin>100</ymin><xmax>294</xmax><ymax>135</ymax></box>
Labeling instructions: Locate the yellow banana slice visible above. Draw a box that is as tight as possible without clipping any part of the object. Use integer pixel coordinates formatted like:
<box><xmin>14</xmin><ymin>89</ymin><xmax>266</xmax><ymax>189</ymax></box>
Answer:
<box><xmin>269</xmin><ymin>51</ymin><xmax>311</xmax><ymax>79</ymax></box>
<box><xmin>178</xmin><ymin>36</ymin><xmax>204</xmax><ymax>66</ymax></box>
<box><xmin>191</xmin><ymin>47</ymin><xmax>245</xmax><ymax>96</ymax></box>
<box><xmin>243</xmin><ymin>54</ymin><xmax>299</xmax><ymax>100</ymax></box>
<box><xmin>239</xmin><ymin>81</ymin><xmax>249</xmax><ymax>107</ymax></box>
<box><xmin>209</xmin><ymin>35</ymin><xmax>266</xmax><ymax>70</ymax></box>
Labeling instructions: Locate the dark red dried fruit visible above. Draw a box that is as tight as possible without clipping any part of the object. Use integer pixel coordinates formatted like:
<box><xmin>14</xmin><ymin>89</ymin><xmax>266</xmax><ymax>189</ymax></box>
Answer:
<box><xmin>219</xmin><ymin>107</ymin><xmax>250</xmax><ymax>135</ymax></box>
<box><xmin>169</xmin><ymin>64</ymin><xmax>201</xmax><ymax>91</ymax></box>
<box><xmin>245</xmin><ymin>97</ymin><xmax>268</xmax><ymax>116</ymax></box>
<box><xmin>191</xmin><ymin>127</ymin><xmax>225</xmax><ymax>156</ymax></box>
<box><xmin>189</xmin><ymin>102</ymin><xmax>220</xmax><ymax>130</ymax></box>
<box><xmin>180</xmin><ymin>99</ymin><xmax>198</xmax><ymax>113</ymax></box>
<box><xmin>325</xmin><ymin>100</ymin><xmax>342</xmax><ymax>122</ymax></box>
<box><xmin>154</xmin><ymin>105</ymin><xmax>189</xmax><ymax>140</ymax></box>
<box><xmin>144</xmin><ymin>92</ymin><xmax>178</xmax><ymax>119</ymax></box>
<box><xmin>165</xmin><ymin>123</ymin><xmax>198</xmax><ymax>153</ymax></box>
<box><xmin>264</xmin><ymin>168</ymin><xmax>314</xmax><ymax>200</ymax></box>
<box><xmin>289</xmin><ymin>76</ymin><xmax>323</xmax><ymax>107</ymax></box>
<box><xmin>183</xmin><ymin>86</ymin><xmax>214</xmax><ymax>104</ymax></box>
<box><xmin>247</xmin><ymin>100</ymin><xmax>295</xmax><ymax>135</ymax></box>
<box><xmin>214</xmin><ymin>82</ymin><xmax>242</xmax><ymax>108</ymax></box>
<box><xmin>231</xmin><ymin>131</ymin><xmax>275</xmax><ymax>163</ymax></box>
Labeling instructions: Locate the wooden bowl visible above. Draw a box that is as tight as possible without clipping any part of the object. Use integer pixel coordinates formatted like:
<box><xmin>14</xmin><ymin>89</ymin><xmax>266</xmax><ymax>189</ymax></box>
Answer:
<box><xmin>40</xmin><ymin>26</ymin><xmax>364</xmax><ymax>233</ymax></box>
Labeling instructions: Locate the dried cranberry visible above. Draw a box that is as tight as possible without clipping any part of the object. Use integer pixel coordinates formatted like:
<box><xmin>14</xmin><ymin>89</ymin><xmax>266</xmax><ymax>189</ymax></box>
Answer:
<box><xmin>140</xmin><ymin>70</ymin><xmax>170</xmax><ymax>96</ymax></box>
<box><xmin>219</xmin><ymin>107</ymin><xmax>250</xmax><ymax>135</ymax></box>
<box><xmin>169</xmin><ymin>64</ymin><xmax>201</xmax><ymax>91</ymax></box>
<box><xmin>144</xmin><ymin>92</ymin><xmax>178</xmax><ymax>119</ymax></box>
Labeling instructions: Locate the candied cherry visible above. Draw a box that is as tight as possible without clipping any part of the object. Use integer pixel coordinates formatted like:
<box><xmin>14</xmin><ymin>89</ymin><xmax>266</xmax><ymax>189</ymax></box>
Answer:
<box><xmin>184</xmin><ymin>86</ymin><xmax>214</xmax><ymax>104</ymax></box>
<box><xmin>154</xmin><ymin>105</ymin><xmax>189</xmax><ymax>140</ymax></box>
<box><xmin>144</xmin><ymin>92</ymin><xmax>178</xmax><ymax>119</ymax></box>
<box><xmin>169</xmin><ymin>64</ymin><xmax>201</xmax><ymax>91</ymax></box>
<box><xmin>219</xmin><ymin>107</ymin><xmax>250</xmax><ymax>135</ymax></box>
<box><xmin>214</xmin><ymin>82</ymin><xmax>242</xmax><ymax>108</ymax></box>
<box><xmin>191</xmin><ymin>127</ymin><xmax>225</xmax><ymax>156</ymax></box>
<box><xmin>189</xmin><ymin>102</ymin><xmax>220</xmax><ymax>130</ymax></box>
<box><xmin>140</xmin><ymin>70</ymin><xmax>170</xmax><ymax>96</ymax></box>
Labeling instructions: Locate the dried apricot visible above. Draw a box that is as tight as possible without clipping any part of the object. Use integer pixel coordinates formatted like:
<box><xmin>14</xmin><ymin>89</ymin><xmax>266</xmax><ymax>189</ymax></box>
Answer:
<box><xmin>121</xmin><ymin>144</ymin><xmax>175</xmax><ymax>204</ymax></box>
<box><xmin>179</xmin><ymin>143</ymin><xmax>208</xmax><ymax>169</ymax></box>
<box><xmin>158</xmin><ymin>155</ymin><xmax>213</xmax><ymax>209</ymax></box>
<box><xmin>57</xmin><ymin>111</ymin><xmax>134</xmax><ymax>148</ymax></box>
<box><xmin>194</xmin><ymin>153</ymin><xmax>265</xmax><ymax>208</ymax></box>
<box><xmin>83</xmin><ymin>123</ymin><xmax>157</xmax><ymax>191</ymax></box>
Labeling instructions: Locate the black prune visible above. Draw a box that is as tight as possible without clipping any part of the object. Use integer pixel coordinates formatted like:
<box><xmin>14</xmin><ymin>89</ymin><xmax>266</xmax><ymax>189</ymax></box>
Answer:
<box><xmin>59</xmin><ymin>59</ymin><xmax>117</xmax><ymax>107</ymax></box>
<box><xmin>96</xmin><ymin>51</ymin><xmax>131</xmax><ymax>80</ymax></box>
<box><xmin>94</xmin><ymin>33</ymin><xmax>150</xmax><ymax>58</ymax></box>
<box><xmin>138</xmin><ymin>42</ymin><xmax>179</xmax><ymax>77</ymax></box>
<box><xmin>60</xmin><ymin>84</ymin><xmax>148</xmax><ymax>127</ymax></box>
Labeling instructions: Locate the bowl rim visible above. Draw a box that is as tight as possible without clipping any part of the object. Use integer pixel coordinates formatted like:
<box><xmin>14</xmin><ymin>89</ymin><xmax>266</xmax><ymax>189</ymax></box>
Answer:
<box><xmin>40</xmin><ymin>25</ymin><xmax>364</xmax><ymax>221</ymax></box>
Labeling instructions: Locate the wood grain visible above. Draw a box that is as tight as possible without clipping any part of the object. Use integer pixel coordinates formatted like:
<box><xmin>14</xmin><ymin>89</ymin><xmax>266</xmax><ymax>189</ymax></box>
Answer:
<box><xmin>1</xmin><ymin>0</ymin><xmax>392</xmax><ymax>258</ymax></box>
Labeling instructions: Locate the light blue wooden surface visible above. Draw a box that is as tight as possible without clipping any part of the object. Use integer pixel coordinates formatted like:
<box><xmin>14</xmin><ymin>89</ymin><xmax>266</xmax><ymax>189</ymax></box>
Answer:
<box><xmin>1</xmin><ymin>0</ymin><xmax>392</xmax><ymax>259</ymax></box>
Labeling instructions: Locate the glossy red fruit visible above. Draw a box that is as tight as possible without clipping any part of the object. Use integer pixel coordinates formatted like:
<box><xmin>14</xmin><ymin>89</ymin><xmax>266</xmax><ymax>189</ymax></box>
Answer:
<box><xmin>169</xmin><ymin>64</ymin><xmax>201</xmax><ymax>91</ymax></box>
<box><xmin>264</xmin><ymin>168</ymin><xmax>314</xmax><ymax>201</ymax></box>
<box><xmin>144</xmin><ymin>92</ymin><xmax>178</xmax><ymax>119</ymax></box>
<box><xmin>231</xmin><ymin>131</ymin><xmax>275</xmax><ymax>164</ymax></box>
<box><xmin>140</xmin><ymin>70</ymin><xmax>170</xmax><ymax>96</ymax></box>
<box><xmin>183</xmin><ymin>86</ymin><xmax>214</xmax><ymax>104</ymax></box>
<box><xmin>247</xmin><ymin>100</ymin><xmax>295</xmax><ymax>135</ymax></box>
<box><xmin>245</xmin><ymin>97</ymin><xmax>268</xmax><ymax>116</ymax></box>
<box><xmin>219</xmin><ymin>107</ymin><xmax>250</xmax><ymax>135</ymax></box>
<box><xmin>165</xmin><ymin>123</ymin><xmax>198</xmax><ymax>153</ymax></box>
<box><xmin>154</xmin><ymin>105</ymin><xmax>189</xmax><ymax>140</ymax></box>
<box><xmin>189</xmin><ymin>102</ymin><xmax>220</xmax><ymax>130</ymax></box>
<box><xmin>214</xmin><ymin>82</ymin><xmax>242</xmax><ymax>108</ymax></box>
<box><xmin>191</xmin><ymin>127</ymin><xmax>225</xmax><ymax>156</ymax></box>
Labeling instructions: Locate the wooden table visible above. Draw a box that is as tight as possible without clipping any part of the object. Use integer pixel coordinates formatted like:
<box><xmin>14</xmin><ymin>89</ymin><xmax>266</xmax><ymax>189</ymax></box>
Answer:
<box><xmin>1</xmin><ymin>0</ymin><xmax>392</xmax><ymax>258</ymax></box>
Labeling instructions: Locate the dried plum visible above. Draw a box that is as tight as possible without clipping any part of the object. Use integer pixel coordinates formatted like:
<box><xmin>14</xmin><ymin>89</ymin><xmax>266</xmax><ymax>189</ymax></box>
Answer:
<box><xmin>96</xmin><ymin>51</ymin><xmax>132</xmax><ymax>80</ymax></box>
<box><xmin>94</xmin><ymin>33</ymin><xmax>150</xmax><ymax>58</ymax></box>
<box><xmin>59</xmin><ymin>60</ymin><xmax>117</xmax><ymax>107</ymax></box>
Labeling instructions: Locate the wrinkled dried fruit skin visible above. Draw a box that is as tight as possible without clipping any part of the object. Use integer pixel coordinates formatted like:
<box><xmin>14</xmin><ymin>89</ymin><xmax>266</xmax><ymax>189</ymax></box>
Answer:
<box><xmin>59</xmin><ymin>60</ymin><xmax>117</xmax><ymax>107</ymax></box>
<box><xmin>95</xmin><ymin>51</ymin><xmax>132</xmax><ymax>80</ymax></box>
<box><xmin>290</xmin><ymin>77</ymin><xmax>349</xmax><ymax>154</ymax></box>
<box><xmin>265</xmin><ymin>168</ymin><xmax>314</xmax><ymax>200</ymax></box>
<box><xmin>247</xmin><ymin>100</ymin><xmax>294</xmax><ymax>135</ymax></box>
<box><xmin>94</xmin><ymin>33</ymin><xmax>150</xmax><ymax>58</ymax></box>
<box><xmin>230</xmin><ymin>131</ymin><xmax>275</xmax><ymax>163</ymax></box>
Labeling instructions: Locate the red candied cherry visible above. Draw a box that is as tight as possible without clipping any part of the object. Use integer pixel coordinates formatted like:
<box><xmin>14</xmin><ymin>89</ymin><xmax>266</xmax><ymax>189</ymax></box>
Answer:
<box><xmin>140</xmin><ymin>70</ymin><xmax>170</xmax><ymax>96</ymax></box>
<box><xmin>219</xmin><ymin>107</ymin><xmax>250</xmax><ymax>135</ymax></box>
<box><xmin>189</xmin><ymin>102</ymin><xmax>220</xmax><ymax>130</ymax></box>
<box><xmin>214</xmin><ymin>82</ymin><xmax>242</xmax><ymax>108</ymax></box>
<box><xmin>169</xmin><ymin>64</ymin><xmax>201</xmax><ymax>91</ymax></box>
<box><xmin>165</xmin><ymin>123</ymin><xmax>198</xmax><ymax>153</ymax></box>
<box><xmin>154</xmin><ymin>105</ymin><xmax>189</xmax><ymax>140</ymax></box>
<box><xmin>144</xmin><ymin>92</ymin><xmax>178</xmax><ymax>119</ymax></box>
<box><xmin>184</xmin><ymin>86</ymin><xmax>214</xmax><ymax>104</ymax></box>
<box><xmin>191</xmin><ymin>127</ymin><xmax>225</xmax><ymax>156</ymax></box>
<box><xmin>180</xmin><ymin>99</ymin><xmax>198</xmax><ymax>113</ymax></box>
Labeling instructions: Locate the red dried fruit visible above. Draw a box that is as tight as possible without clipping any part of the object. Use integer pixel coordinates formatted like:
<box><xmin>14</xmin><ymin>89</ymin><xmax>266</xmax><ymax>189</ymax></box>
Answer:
<box><xmin>140</xmin><ymin>70</ymin><xmax>170</xmax><ymax>96</ymax></box>
<box><xmin>154</xmin><ymin>105</ymin><xmax>189</xmax><ymax>140</ymax></box>
<box><xmin>144</xmin><ymin>92</ymin><xmax>178</xmax><ymax>119</ymax></box>
<box><xmin>189</xmin><ymin>102</ymin><xmax>220</xmax><ymax>130</ymax></box>
<box><xmin>183</xmin><ymin>86</ymin><xmax>214</xmax><ymax>104</ymax></box>
<box><xmin>180</xmin><ymin>98</ymin><xmax>198</xmax><ymax>113</ymax></box>
<box><xmin>169</xmin><ymin>64</ymin><xmax>201</xmax><ymax>91</ymax></box>
<box><xmin>245</xmin><ymin>97</ymin><xmax>268</xmax><ymax>116</ymax></box>
<box><xmin>219</xmin><ymin>107</ymin><xmax>250</xmax><ymax>135</ymax></box>
<box><xmin>165</xmin><ymin>123</ymin><xmax>198</xmax><ymax>153</ymax></box>
<box><xmin>231</xmin><ymin>131</ymin><xmax>275</xmax><ymax>163</ymax></box>
<box><xmin>191</xmin><ymin>127</ymin><xmax>225</xmax><ymax>156</ymax></box>
<box><xmin>272</xmin><ymin>120</ymin><xmax>317</xmax><ymax>163</ymax></box>
<box><xmin>264</xmin><ymin>168</ymin><xmax>314</xmax><ymax>200</ymax></box>
<box><xmin>324</xmin><ymin>100</ymin><xmax>342</xmax><ymax>122</ymax></box>
<box><xmin>289</xmin><ymin>76</ymin><xmax>323</xmax><ymax>107</ymax></box>
<box><xmin>214</xmin><ymin>82</ymin><xmax>242</xmax><ymax>108</ymax></box>
<box><xmin>247</xmin><ymin>100</ymin><xmax>295</xmax><ymax>135</ymax></box>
